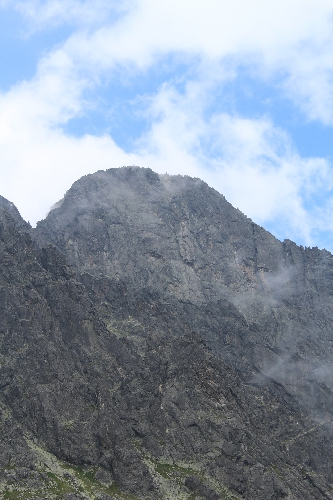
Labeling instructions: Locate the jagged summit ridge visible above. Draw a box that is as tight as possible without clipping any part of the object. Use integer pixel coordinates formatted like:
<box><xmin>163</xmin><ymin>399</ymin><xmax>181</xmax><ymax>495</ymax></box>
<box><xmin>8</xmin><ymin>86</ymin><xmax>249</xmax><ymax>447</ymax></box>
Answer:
<box><xmin>0</xmin><ymin>194</ymin><xmax>31</xmax><ymax>229</ymax></box>
<box><xmin>0</xmin><ymin>167</ymin><xmax>333</xmax><ymax>498</ymax></box>
<box><xmin>35</xmin><ymin>167</ymin><xmax>333</xmax><ymax>418</ymax></box>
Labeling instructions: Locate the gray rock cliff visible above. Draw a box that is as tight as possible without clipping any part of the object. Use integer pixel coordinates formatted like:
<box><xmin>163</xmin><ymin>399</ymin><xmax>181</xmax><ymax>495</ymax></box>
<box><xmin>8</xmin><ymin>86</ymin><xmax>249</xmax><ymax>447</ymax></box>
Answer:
<box><xmin>36</xmin><ymin>167</ymin><xmax>333</xmax><ymax>419</ymax></box>
<box><xmin>0</xmin><ymin>167</ymin><xmax>333</xmax><ymax>498</ymax></box>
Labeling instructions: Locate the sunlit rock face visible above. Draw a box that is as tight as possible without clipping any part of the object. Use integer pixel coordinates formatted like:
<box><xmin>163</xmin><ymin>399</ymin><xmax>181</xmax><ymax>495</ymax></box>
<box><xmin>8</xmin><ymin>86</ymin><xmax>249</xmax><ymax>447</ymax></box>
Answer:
<box><xmin>36</xmin><ymin>167</ymin><xmax>333</xmax><ymax>415</ymax></box>
<box><xmin>1</xmin><ymin>167</ymin><xmax>333</xmax><ymax>498</ymax></box>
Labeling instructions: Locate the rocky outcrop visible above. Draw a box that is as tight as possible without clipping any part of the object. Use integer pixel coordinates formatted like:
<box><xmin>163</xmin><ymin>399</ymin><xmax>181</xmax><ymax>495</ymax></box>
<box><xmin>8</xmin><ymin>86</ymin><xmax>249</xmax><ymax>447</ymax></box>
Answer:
<box><xmin>36</xmin><ymin>167</ymin><xmax>333</xmax><ymax>417</ymax></box>
<box><xmin>0</xmin><ymin>167</ymin><xmax>333</xmax><ymax>498</ymax></box>
<box><xmin>0</xmin><ymin>200</ymin><xmax>157</xmax><ymax>497</ymax></box>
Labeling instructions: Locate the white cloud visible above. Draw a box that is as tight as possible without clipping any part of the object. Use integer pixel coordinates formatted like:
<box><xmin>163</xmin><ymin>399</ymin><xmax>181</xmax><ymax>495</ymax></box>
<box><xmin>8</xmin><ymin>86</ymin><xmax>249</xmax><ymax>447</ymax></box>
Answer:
<box><xmin>7</xmin><ymin>0</ymin><xmax>131</xmax><ymax>30</ymax></box>
<box><xmin>0</xmin><ymin>0</ymin><xmax>333</xmax><ymax>249</ymax></box>
<box><xmin>281</xmin><ymin>41</ymin><xmax>333</xmax><ymax>124</ymax></box>
<box><xmin>133</xmin><ymin>81</ymin><xmax>333</xmax><ymax>245</ymax></box>
<box><xmin>32</xmin><ymin>0</ymin><xmax>333</xmax><ymax>125</ymax></box>
<box><xmin>0</xmin><ymin>63</ymin><xmax>331</xmax><ymax>248</ymax></box>
<box><xmin>3</xmin><ymin>0</ymin><xmax>333</xmax><ymax>120</ymax></box>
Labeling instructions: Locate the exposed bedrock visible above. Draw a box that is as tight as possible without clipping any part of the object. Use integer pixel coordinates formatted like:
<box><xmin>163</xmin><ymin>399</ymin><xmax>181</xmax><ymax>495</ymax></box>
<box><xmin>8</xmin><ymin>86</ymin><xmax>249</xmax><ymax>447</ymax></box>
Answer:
<box><xmin>0</xmin><ymin>168</ymin><xmax>333</xmax><ymax>498</ymax></box>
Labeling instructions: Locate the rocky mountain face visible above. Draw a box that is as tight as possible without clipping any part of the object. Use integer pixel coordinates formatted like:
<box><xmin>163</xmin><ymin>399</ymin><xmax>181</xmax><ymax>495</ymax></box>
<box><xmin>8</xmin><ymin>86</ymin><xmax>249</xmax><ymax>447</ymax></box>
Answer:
<box><xmin>35</xmin><ymin>168</ymin><xmax>333</xmax><ymax>417</ymax></box>
<box><xmin>1</xmin><ymin>168</ymin><xmax>333</xmax><ymax>499</ymax></box>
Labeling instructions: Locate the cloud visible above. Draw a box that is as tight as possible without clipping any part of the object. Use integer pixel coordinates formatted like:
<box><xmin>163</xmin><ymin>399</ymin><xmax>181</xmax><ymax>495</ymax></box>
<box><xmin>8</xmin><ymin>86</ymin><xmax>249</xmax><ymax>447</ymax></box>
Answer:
<box><xmin>134</xmin><ymin>80</ymin><xmax>333</xmax><ymax>245</ymax></box>
<box><xmin>0</xmin><ymin>0</ymin><xmax>333</xmax><ymax>249</ymax></box>
<box><xmin>40</xmin><ymin>1</ymin><xmax>333</xmax><ymax>57</ymax></box>
<box><xmin>25</xmin><ymin>0</ymin><xmax>333</xmax><ymax>128</ymax></box>
<box><xmin>3</xmin><ymin>54</ymin><xmax>328</xmax><ymax>247</ymax></box>
<box><xmin>5</xmin><ymin>0</ymin><xmax>131</xmax><ymax>30</ymax></box>
<box><xmin>281</xmin><ymin>40</ymin><xmax>333</xmax><ymax>124</ymax></box>
<box><xmin>3</xmin><ymin>0</ymin><xmax>333</xmax><ymax>121</ymax></box>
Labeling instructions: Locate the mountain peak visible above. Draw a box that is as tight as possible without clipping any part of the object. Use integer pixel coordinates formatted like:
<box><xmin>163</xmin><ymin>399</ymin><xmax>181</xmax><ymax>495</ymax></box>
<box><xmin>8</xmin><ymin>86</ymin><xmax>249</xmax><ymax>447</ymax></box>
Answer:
<box><xmin>1</xmin><ymin>167</ymin><xmax>333</xmax><ymax>499</ymax></box>
<box><xmin>0</xmin><ymin>195</ymin><xmax>30</xmax><ymax>227</ymax></box>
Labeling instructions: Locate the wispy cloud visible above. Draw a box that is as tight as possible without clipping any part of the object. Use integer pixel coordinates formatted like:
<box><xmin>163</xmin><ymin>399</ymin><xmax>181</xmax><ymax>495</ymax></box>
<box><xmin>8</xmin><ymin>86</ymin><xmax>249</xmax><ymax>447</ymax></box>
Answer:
<box><xmin>134</xmin><ymin>80</ymin><xmax>333</xmax><ymax>245</ymax></box>
<box><xmin>5</xmin><ymin>0</ymin><xmax>131</xmax><ymax>30</ymax></box>
<box><xmin>0</xmin><ymin>0</ymin><xmax>333</xmax><ymax>248</ymax></box>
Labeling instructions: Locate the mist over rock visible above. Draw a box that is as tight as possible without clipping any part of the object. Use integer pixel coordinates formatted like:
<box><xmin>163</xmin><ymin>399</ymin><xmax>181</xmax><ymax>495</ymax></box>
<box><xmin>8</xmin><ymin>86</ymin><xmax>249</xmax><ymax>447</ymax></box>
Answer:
<box><xmin>1</xmin><ymin>168</ymin><xmax>333</xmax><ymax>498</ymax></box>
<box><xmin>36</xmin><ymin>167</ymin><xmax>333</xmax><ymax>416</ymax></box>
<box><xmin>0</xmin><ymin>195</ymin><xmax>31</xmax><ymax>231</ymax></box>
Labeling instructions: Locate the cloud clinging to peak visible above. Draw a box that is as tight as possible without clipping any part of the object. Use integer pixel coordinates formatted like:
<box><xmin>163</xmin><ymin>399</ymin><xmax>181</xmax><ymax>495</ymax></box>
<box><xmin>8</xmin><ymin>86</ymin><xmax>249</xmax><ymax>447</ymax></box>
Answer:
<box><xmin>0</xmin><ymin>0</ymin><xmax>333</xmax><ymax>249</ymax></box>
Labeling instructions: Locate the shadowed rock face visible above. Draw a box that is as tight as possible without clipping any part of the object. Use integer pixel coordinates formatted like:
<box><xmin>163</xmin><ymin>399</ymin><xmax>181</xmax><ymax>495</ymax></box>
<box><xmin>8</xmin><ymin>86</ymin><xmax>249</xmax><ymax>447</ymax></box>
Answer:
<box><xmin>1</xmin><ymin>167</ymin><xmax>333</xmax><ymax>499</ymax></box>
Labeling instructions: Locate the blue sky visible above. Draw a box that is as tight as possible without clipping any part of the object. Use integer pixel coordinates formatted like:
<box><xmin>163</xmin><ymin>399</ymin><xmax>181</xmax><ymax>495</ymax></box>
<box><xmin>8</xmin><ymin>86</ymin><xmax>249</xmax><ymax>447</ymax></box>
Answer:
<box><xmin>1</xmin><ymin>1</ymin><xmax>333</xmax><ymax>251</ymax></box>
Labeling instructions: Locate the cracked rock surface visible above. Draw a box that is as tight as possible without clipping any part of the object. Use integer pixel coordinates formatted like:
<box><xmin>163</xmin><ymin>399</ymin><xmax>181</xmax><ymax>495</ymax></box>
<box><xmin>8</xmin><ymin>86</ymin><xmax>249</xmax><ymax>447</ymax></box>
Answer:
<box><xmin>1</xmin><ymin>168</ymin><xmax>333</xmax><ymax>498</ymax></box>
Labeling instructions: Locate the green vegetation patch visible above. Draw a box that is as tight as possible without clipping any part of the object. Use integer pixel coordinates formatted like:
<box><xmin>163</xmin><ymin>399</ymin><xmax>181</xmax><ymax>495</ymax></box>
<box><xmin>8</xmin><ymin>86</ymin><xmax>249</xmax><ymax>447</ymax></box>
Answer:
<box><xmin>143</xmin><ymin>456</ymin><xmax>242</xmax><ymax>500</ymax></box>
<box><xmin>59</xmin><ymin>462</ymin><xmax>141</xmax><ymax>499</ymax></box>
<box><xmin>155</xmin><ymin>461</ymin><xmax>198</xmax><ymax>480</ymax></box>
<box><xmin>0</xmin><ymin>448</ymin><xmax>141</xmax><ymax>500</ymax></box>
